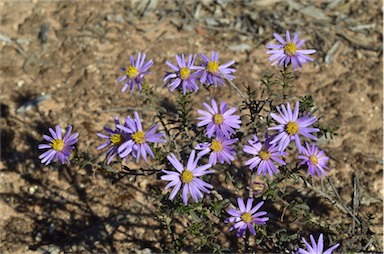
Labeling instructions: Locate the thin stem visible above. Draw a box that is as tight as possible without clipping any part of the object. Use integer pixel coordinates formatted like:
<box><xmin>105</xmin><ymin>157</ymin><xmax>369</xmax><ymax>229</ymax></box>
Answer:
<box><xmin>141</xmin><ymin>85</ymin><xmax>172</xmax><ymax>139</ymax></box>
<box><xmin>225</xmin><ymin>78</ymin><xmax>250</xmax><ymax>104</ymax></box>
<box><xmin>301</xmin><ymin>176</ymin><xmax>361</xmax><ymax>225</ymax></box>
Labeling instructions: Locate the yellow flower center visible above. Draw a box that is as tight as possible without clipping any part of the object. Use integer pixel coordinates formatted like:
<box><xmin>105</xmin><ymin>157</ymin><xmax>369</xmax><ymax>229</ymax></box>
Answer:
<box><xmin>110</xmin><ymin>134</ymin><xmax>123</xmax><ymax>146</ymax></box>
<box><xmin>206</xmin><ymin>61</ymin><xmax>219</xmax><ymax>74</ymax></box>
<box><xmin>309</xmin><ymin>155</ymin><xmax>319</xmax><ymax>165</ymax></box>
<box><xmin>286</xmin><ymin>122</ymin><xmax>299</xmax><ymax>135</ymax></box>
<box><xmin>125</xmin><ymin>65</ymin><xmax>140</xmax><ymax>78</ymax></box>
<box><xmin>179</xmin><ymin>67</ymin><xmax>191</xmax><ymax>80</ymax></box>
<box><xmin>213</xmin><ymin>114</ymin><xmax>224</xmax><ymax>124</ymax></box>
<box><xmin>241</xmin><ymin>212</ymin><xmax>253</xmax><ymax>223</ymax></box>
<box><xmin>132</xmin><ymin>131</ymin><xmax>145</xmax><ymax>144</ymax></box>
<box><xmin>51</xmin><ymin>139</ymin><xmax>65</xmax><ymax>151</ymax></box>
<box><xmin>284</xmin><ymin>42</ymin><xmax>297</xmax><ymax>56</ymax></box>
<box><xmin>181</xmin><ymin>169</ymin><xmax>193</xmax><ymax>183</ymax></box>
<box><xmin>259</xmin><ymin>150</ymin><xmax>271</xmax><ymax>160</ymax></box>
<box><xmin>210</xmin><ymin>140</ymin><xmax>223</xmax><ymax>152</ymax></box>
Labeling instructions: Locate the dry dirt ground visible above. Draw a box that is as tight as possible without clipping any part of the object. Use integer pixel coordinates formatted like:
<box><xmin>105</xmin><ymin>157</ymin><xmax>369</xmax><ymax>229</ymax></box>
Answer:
<box><xmin>0</xmin><ymin>0</ymin><xmax>383</xmax><ymax>253</ymax></box>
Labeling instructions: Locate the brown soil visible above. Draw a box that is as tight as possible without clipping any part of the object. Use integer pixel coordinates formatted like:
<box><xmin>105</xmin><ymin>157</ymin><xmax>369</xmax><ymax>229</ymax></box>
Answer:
<box><xmin>0</xmin><ymin>0</ymin><xmax>382</xmax><ymax>253</ymax></box>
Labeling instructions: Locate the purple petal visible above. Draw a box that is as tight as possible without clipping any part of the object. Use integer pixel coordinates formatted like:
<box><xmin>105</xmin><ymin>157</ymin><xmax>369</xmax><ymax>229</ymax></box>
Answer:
<box><xmin>169</xmin><ymin>182</ymin><xmax>182</xmax><ymax>200</ymax></box>
<box><xmin>182</xmin><ymin>184</ymin><xmax>189</xmax><ymax>205</ymax></box>
<box><xmin>237</xmin><ymin>197</ymin><xmax>246</xmax><ymax>212</ymax></box>
<box><xmin>273</xmin><ymin>33</ymin><xmax>285</xmax><ymax>44</ymax></box>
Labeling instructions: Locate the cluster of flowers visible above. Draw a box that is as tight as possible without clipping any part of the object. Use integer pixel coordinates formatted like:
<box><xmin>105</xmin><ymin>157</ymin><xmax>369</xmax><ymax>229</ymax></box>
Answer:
<box><xmin>38</xmin><ymin>112</ymin><xmax>166</xmax><ymax>166</ymax></box>
<box><xmin>118</xmin><ymin>51</ymin><xmax>236</xmax><ymax>94</ymax></box>
<box><xmin>246</xmin><ymin>100</ymin><xmax>330</xmax><ymax>178</ymax></box>
<box><xmin>97</xmin><ymin>112</ymin><xmax>166</xmax><ymax>163</ymax></box>
<box><xmin>160</xmin><ymin>98</ymin><xmax>329</xmax><ymax>238</ymax></box>
<box><xmin>38</xmin><ymin>31</ymin><xmax>339</xmax><ymax>253</ymax></box>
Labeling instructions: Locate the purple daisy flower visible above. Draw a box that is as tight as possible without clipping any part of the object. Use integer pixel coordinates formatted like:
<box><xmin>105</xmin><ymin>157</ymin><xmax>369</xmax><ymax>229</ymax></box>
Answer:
<box><xmin>38</xmin><ymin>125</ymin><xmax>79</xmax><ymax>165</ymax></box>
<box><xmin>97</xmin><ymin>116</ymin><xmax>131</xmax><ymax>164</ymax></box>
<box><xmin>195</xmin><ymin>134</ymin><xmax>238</xmax><ymax>165</ymax></box>
<box><xmin>268</xmin><ymin>101</ymin><xmax>319</xmax><ymax>152</ymax></box>
<box><xmin>296</xmin><ymin>234</ymin><xmax>340</xmax><ymax>254</ymax></box>
<box><xmin>266</xmin><ymin>30</ymin><xmax>316</xmax><ymax>71</ymax></box>
<box><xmin>117</xmin><ymin>52</ymin><xmax>153</xmax><ymax>92</ymax></box>
<box><xmin>243</xmin><ymin>134</ymin><xmax>287</xmax><ymax>176</ymax></box>
<box><xmin>225</xmin><ymin>197</ymin><xmax>269</xmax><ymax>237</ymax></box>
<box><xmin>116</xmin><ymin>112</ymin><xmax>166</xmax><ymax>163</ymax></box>
<box><xmin>161</xmin><ymin>150</ymin><xmax>214</xmax><ymax>205</ymax></box>
<box><xmin>298</xmin><ymin>142</ymin><xmax>330</xmax><ymax>177</ymax></box>
<box><xmin>195</xmin><ymin>51</ymin><xmax>236</xmax><ymax>87</ymax></box>
<box><xmin>163</xmin><ymin>54</ymin><xmax>200</xmax><ymax>94</ymax></box>
<box><xmin>197</xmin><ymin>99</ymin><xmax>242</xmax><ymax>139</ymax></box>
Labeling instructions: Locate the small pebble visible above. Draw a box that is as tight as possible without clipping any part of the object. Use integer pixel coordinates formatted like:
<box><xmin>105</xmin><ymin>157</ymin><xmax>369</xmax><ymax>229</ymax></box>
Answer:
<box><xmin>28</xmin><ymin>185</ymin><xmax>38</xmax><ymax>195</ymax></box>
<box><xmin>35</xmin><ymin>232</ymin><xmax>43</xmax><ymax>242</ymax></box>
<box><xmin>86</xmin><ymin>64</ymin><xmax>98</xmax><ymax>74</ymax></box>
<box><xmin>49</xmin><ymin>223</ymin><xmax>55</xmax><ymax>234</ymax></box>
<box><xmin>17</xmin><ymin>80</ymin><xmax>25</xmax><ymax>87</ymax></box>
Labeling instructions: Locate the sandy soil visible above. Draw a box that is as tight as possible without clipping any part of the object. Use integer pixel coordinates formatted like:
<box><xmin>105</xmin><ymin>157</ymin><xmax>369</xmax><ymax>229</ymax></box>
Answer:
<box><xmin>0</xmin><ymin>0</ymin><xmax>382</xmax><ymax>253</ymax></box>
